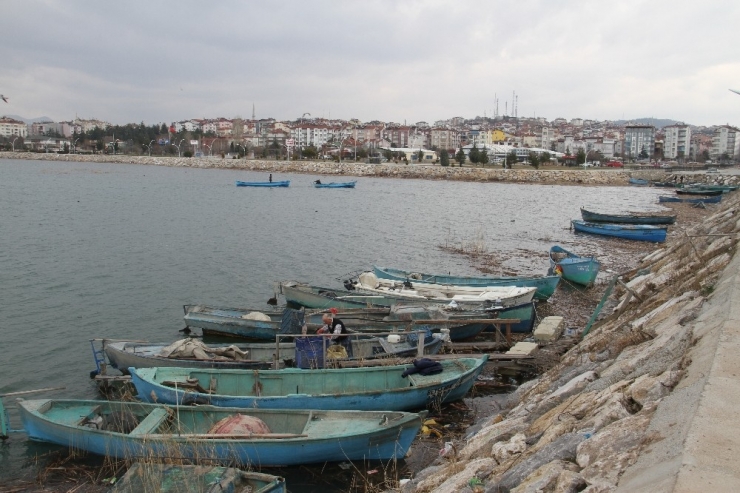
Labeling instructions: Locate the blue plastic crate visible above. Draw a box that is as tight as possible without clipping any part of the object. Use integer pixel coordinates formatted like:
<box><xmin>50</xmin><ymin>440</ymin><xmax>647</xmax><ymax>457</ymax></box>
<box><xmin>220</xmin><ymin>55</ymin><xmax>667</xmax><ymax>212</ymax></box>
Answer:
<box><xmin>295</xmin><ymin>336</ymin><xmax>325</xmax><ymax>369</ymax></box>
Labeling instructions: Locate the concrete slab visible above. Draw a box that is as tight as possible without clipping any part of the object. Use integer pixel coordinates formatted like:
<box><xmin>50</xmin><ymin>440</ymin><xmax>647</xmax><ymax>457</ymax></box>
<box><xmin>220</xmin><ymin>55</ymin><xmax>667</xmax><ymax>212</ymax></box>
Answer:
<box><xmin>534</xmin><ymin>316</ymin><xmax>565</xmax><ymax>342</ymax></box>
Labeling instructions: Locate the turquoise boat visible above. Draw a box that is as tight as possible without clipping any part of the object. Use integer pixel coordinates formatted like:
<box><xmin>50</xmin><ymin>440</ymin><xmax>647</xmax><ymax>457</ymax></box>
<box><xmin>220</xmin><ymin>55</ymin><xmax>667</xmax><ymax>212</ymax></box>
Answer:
<box><xmin>14</xmin><ymin>399</ymin><xmax>423</xmax><ymax>466</ymax></box>
<box><xmin>548</xmin><ymin>245</ymin><xmax>600</xmax><ymax>286</ymax></box>
<box><xmin>314</xmin><ymin>180</ymin><xmax>356</xmax><ymax>188</ymax></box>
<box><xmin>372</xmin><ymin>266</ymin><xmax>560</xmax><ymax>301</ymax></box>
<box><xmin>235</xmin><ymin>180</ymin><xmax>290</xmax><ymax>187</ymax></box>
<box><xmin>629</xmin><ymin>178</ymin><xmax>649</xmax><ymax>186</ymax></box>
<box><xmin>111</xmin><ymin>463</ymin><xmax>286</xmax><ymax>493</ymax></box>
<box><xmin>130</xmin><ymin>356</ymin><xmax>488</xmax><ymax>411</ymax></box>
<box><xmin>571</xmin><ymin>220</ymin><xmax>667</xmax><ymax>243</ymax></box>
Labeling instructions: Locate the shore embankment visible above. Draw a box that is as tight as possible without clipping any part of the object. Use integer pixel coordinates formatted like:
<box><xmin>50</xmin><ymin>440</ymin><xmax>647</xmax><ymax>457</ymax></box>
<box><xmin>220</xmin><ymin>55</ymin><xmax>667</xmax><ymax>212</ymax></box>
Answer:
<box><xmin>402</xmin><ymin>195</ymin><xmax>740</xmax><ymax>492</ymax></box>
<box><xmin>4</xmin><ymin>152</ymin><xmax>738</xmax><ymax>188</ymax></box>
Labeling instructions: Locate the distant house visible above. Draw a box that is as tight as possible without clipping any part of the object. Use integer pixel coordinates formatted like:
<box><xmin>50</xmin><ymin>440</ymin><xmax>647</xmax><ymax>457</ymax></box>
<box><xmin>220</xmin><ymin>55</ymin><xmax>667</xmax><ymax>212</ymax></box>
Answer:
<box><xmin>381</xmin><ymin>147</ymin><xmax>438</xmax><ymax>163</ymax></box>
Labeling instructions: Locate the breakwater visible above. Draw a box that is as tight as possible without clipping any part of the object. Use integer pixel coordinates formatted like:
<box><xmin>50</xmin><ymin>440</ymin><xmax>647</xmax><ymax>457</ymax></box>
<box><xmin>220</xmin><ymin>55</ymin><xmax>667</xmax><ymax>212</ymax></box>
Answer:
<box><xmin>3</xmin><ymin>152</ymin><xmax>737</xmax><ymax>187</ymax></box>
<box><xmin>403</xmin><ymin>195</ymin><xmax>740</xmax><ymax>492</ymax></box>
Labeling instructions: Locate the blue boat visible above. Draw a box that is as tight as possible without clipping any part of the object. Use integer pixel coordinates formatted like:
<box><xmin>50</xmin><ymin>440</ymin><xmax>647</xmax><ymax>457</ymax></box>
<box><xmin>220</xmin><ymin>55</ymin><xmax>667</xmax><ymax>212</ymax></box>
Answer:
<box><xmin>14</xmin><ymin>399</ymin><xmax>423</xmax><ymax>466</ymax></box>
<box><xmin>372</xmin><ymin>265</ymin><xmax>560</xmax><ymax>301</ymax></box>
<box><xmin>235</xmin><ymin>180</ymin><xmax>290</xmax><ymax>187</ymax></box>
<box><xmin>580</xmin><ymin>207</ymin><xmax>676</xmax><ymax>225</ymax></box>
<box><xmin>675</xmin><ymin>188</ymin><xmax>722</xmax><ymax>196</ymax></box>
<box><xmin>658</xmin><ymin>195</ymin><xmax>722</xmax><ymax>204</ymax></box>
<box><xmin>629</xmin><ymin>178</ymin><xmax>649</xmax><ymax>186</ymax></box>
<box><xmin>111</xmin><ymin>464</ymin><xmax>286</xmax><ymax>493</ymax></box>
<box><xmin>571</xmin><ymin>220</ymin><xmax>667</xmax><ymax>243</ymax></box>
<box><xmin>482</xmin><ymin>301</ymin><xmax>536</xmax><ymax>333</ymax></box>
<box><xmin>548</xmin><ymin>245</ymin><xmax>600</xmax><ymax>286</ymax></box>
<box><xmin>130</xmin><ymin>356</ymin><xmax>488</xmax><ymax>411</ymax></box>
<box><xmin>314</xmin><ymin>180</ymin><xmax>356</xmax><ymax>188</ymax></box>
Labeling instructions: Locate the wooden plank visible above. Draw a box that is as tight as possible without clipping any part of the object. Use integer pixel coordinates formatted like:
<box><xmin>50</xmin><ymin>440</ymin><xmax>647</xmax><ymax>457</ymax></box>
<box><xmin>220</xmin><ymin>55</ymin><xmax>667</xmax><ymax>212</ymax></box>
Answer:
<box><xmin>145</xmin><ymin>433</ymin><xmax>308</xmax><ymax>439</ymax></box>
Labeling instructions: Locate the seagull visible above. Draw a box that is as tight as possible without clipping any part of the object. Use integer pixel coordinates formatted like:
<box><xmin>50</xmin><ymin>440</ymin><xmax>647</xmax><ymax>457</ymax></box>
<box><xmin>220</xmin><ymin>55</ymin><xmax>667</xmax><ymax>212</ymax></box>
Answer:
<box><xmin>0</xmin><ymin>95</ymin><xmax>8</xmax><ymax>103</ymax></box>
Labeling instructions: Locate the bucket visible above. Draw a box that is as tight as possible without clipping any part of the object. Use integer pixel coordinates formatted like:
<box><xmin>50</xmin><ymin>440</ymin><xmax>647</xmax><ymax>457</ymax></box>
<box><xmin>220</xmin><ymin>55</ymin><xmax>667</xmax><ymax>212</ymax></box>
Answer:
<box><xmin>387</xmin><ymin>334</ymin><xmax>401</xmax><ymax>344</ymax></box>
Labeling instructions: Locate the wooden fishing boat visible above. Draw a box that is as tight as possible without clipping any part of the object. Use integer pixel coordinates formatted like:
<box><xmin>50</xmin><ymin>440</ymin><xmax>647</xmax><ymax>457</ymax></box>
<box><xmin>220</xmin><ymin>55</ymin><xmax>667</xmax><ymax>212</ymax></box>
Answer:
<box><xmin>130</xmin><ymin>356</ymin><xmax>488</xmax><ymax>411</ymax></box>
<box><xmin>278</xmin><ymin>282</ymin><xmax>508</xmax><ymax>341</ymax></box>
<box><xmin>580</xmin><ymin>207</ymin><xmax>676</xmax><ymax>225</ymax></box>
<box><xmin>686</xmin><ymin>185</ymin><xmax>738</xmax><ymax>193</ymax></box>
<box><xmin>16</xmin><ymin>399</ymin><xmax>423</xmax><ymax>466</ymax></box>
<box><xmin>372</xmin><ymin>265</ymin><xmax>560</xmax><ymax>301</ymax></box>
<box><xmin>346</xmin><ymin>272</ymin><xmax>538</xmax><ymax>308</ymax></box>
<box><xmin>183</xmin><ymin>303</ymin><xmax>480</xmax><ymax>342</ymax></box>
<box><xmin>629</xmin><ymin>178</ymin><xmax>649</xmax><ymax>186</ymax></box>
<box><xmin>235</xmin><ymin>180</ymin><xmax>290</xmax><ymax>187</ymax></box>
<box><xmin>675</xmin><ymin>188</ymin><xmax>722</xmax><ymax>196</ymax></box>
<box><xmin>104</xmin><ymin>339</ymin><xmax>279</xmax><ymax>373</ymax></box>
<box><xmin>659</xmin><ymin>195</ymin><xmax>722</xmax><ymax>204</ymax></box>
<box><xmin>314</xmin><ymin>180</ymin><xmax>356</xmax><ymax>188</ymax></box>
<box><xmin>571</xmin><ymin>220</ymin><xmax>667</xmax><ymax>243</ymax></box>
<box><xmin>548</xmin><ymin>245</ymin><xmax>600</xmax><ymax>286</ymax></box>
<box><xmin>111</xmin><ymin>463</ymin><xmax>286</xmax><ymax>493</ymax></box>
<box><xmin>651</xmin><ymin>182</ymin><xmax>677</xmax><ymax>188</ymax></box>
<box><xmin>104</xmin><ymin>332</ymin><xmax>444</xmax><ymax>372</ymax></box>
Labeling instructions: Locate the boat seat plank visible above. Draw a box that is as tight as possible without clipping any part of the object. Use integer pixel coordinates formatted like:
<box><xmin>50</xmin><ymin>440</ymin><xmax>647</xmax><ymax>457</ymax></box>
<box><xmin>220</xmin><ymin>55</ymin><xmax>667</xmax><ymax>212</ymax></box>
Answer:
<box><xmin>129</xmin><ymin>408</ymin><xmax>170</xmax><ymax>436</ymax></box>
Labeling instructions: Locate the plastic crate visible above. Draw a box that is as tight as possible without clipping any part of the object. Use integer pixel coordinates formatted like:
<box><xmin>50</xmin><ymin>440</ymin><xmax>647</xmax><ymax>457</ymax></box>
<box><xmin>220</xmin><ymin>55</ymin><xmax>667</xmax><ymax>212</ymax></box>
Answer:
<box><xmin>295</xmin><ymin>336</ymin><xmax>325</xmax><ymax>369</ymax></box>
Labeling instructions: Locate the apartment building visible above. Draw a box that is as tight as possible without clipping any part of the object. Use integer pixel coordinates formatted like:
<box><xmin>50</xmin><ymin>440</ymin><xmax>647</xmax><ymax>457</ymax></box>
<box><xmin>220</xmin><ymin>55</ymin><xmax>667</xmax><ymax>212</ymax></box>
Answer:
<box><xmin>711</xmin><ymin>125</ymin><xmax>740</xmax><ymax>161</ymax></box>
<box><xmin>0</xmin><ymin>116</ymin><xmax>27</xmax><ymax>137</ymax></box>
<box><xmin>663</xmin><ymin>124</ymin><xmax>691</xmax><ymax>160</ymax></box>
<box><xmin>430</xmin><ymin>128</ymin><xmax>459</xmax><ymax>150</ymax></box>
<box><xmin>624</xmin><ymin>125</ymin><xmax>655</xmax><ymax>159</ymax></box>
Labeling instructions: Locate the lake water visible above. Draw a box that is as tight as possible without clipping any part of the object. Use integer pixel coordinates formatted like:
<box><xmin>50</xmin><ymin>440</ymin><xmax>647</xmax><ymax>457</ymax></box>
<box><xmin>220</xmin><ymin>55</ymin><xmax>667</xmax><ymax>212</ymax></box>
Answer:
<box><xmin>0</xmin><ymin>159</ymin><xmax>668</xmax><ymax>484</ymax></box>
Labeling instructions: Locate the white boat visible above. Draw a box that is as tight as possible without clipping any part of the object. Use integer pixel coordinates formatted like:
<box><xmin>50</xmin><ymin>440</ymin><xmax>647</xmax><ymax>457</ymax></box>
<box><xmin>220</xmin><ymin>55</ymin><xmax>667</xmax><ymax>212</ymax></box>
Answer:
<box><xmin>346</xmin><ymin>272</ymin><xmax>537</xmax><ymax>308</ymax></box>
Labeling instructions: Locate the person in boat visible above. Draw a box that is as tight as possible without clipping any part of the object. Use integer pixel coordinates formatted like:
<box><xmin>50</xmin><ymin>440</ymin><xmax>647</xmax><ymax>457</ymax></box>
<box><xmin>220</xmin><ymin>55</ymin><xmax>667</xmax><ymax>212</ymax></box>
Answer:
<box><xmin>314</xmin><ymin>179</ymin><xmax>322</xmax><ymax>185</ymax></box>
<box><xmin>317</xmin><ymin>312</ymin><xmax>352</xmax><ymax>356</ymax></box>
<box><xmin>269</xmin><ymin>173</ymin><xmax>272</xmax><ymax>183</ymax></box>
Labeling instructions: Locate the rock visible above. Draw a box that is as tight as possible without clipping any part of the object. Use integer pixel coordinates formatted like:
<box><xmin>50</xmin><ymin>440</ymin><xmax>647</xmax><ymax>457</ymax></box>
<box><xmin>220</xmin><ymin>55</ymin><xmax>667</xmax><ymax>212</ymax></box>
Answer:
<box><xmin>510</xmin><ymin>460</ymin><xmax>579</xmax><ymax>493</ymax></box>
<box><xmin>491</xmin><ymin>432</ymin><xmax>527</xmax><ymax>463</ymax></box>
<box><xmin>553</xmin><ymin>470</ymin><xmax>588</xmax><ymax>493</ymax></box>
<box><xmin>459</xmin><ymin>416</ymin><xmax>528</xmax><ymax>461</ymax></box>
<box><xmin>495</xmin><ymin>433</ymin><xmax>586</xmax><ymax>490</ymax></box>
<box><xmin>414</xmin><ymin>458</ymin><xmax>497</xmax><ymax>493</ymax></box>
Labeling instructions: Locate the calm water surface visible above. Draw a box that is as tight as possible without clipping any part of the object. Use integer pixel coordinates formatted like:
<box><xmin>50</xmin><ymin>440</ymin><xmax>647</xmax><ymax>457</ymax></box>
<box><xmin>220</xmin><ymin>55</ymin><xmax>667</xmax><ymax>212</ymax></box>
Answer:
<box><xmin>0</xmin><ymin>159</ymin><xmax>667</xmax><ymax>483</ymax></box>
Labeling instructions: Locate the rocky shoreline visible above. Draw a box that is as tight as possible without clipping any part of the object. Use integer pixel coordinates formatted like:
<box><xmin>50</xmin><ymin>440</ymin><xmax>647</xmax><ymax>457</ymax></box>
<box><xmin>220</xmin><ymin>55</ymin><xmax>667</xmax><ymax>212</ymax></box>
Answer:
<box><xmin>4</xmin><ymin>152</ymin><xmax>738</xmax><ymax>188</ymax></box>
<box><xmin>402</xmin><ymin>194</ymin><xmax>740</xmax><ymax>492</ymax></box>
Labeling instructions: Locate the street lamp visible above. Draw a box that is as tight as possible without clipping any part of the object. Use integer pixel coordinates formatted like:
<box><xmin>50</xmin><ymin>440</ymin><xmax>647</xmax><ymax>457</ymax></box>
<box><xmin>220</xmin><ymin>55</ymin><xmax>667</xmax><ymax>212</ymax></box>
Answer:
<box><xmin>112</xmin><ymin>139</ymin><xmax>121</xmax><ymax>155</ymax></box>
<box><xmin>235</xmin><ymin>143</ymin><xmax>245</xmax><ymax>158</ymax></box>
<box><xmin>72</xmin><ymin>138</ymin><xmax>79</xmax><ymax>154</ymax></box>
<box><xmin>173</xmin><ymin>139</ymin><xmax>184</xmax><ymax>157</ymax></box>
<box><xmin>203</xmin><ymin>143</ymin><xmax>212</xmax><ymax>157</ymax></box>
<box><xmin>11</xmin><ymin>136</ymin><xmax>19</xmax><ymax>152</ymax></box>
<box><xmin>144</xmin><ymin>140</ymin><xmax>155</xmax><ymax>156</ymax></box>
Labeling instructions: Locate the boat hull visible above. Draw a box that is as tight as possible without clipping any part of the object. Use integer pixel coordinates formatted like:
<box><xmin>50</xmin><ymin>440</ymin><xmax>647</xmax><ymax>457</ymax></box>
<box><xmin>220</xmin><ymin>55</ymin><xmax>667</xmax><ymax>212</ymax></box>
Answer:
<box><xmin>675</xmin><ymin>189</ymin><xmax>722</xmax><ymax>196</ymax></box>
<box><xmin>571</xmin><ymin>220</ymin><xmax>667</xmax><ymax>243</ymax></box>
<box><xmin>549</xmin><ymin>245</ymin><xmax>600</xmax><ymax>286</ymax></box>
<box><xmin>235</xmin><ymin>181</ymin><xmax>290</xmax><ymax>187</ymax></box>
<box><xmin>580</xmin><ymin>208</ymin><xmax>676</xmax><ymax>225</ymax></box>
<box><xmin>18</xmin><ymin>400</ymin><xmax>422</xmax><ymax>466</ymax></box>
<box><xmin>314</xmin><ymin>181</ymin><xmax>356</xmax><ymax>188</ymax></box>
<box><xmin>372</xmin><ymin>266</ymin><xmax>559</xmax><ymax>301</ymax></box>
<box><xmin>130</xmin><ymin>357</ymin><xmax>488</xmax><ymax>411</ymax></box>
<box><xmin>658</xmin><ymin>195</ymin><xmax>722</xmax><ymax>204</ymax></box>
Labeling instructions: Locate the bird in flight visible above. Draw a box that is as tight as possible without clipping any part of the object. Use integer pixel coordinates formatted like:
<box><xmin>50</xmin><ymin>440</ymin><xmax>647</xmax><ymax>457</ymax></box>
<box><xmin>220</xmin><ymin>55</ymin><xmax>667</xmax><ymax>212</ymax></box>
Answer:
<box><xmin>730</xmin><ymin>89</ymin><xmax>740</xmax><ymax>96</ymax></box>
<box><xmin>0</xmin><ymin>95</ymin><xmax>8</xmax><ymax>103</ymax></box>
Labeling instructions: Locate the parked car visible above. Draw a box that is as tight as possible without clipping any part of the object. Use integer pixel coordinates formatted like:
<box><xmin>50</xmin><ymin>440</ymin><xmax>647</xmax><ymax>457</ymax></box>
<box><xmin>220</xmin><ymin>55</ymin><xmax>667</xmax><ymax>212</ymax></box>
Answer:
<box><xmin>605</xmin><ymin>161</ymin><xmax>623</xmax><ymax>168</ymax></box>
<box><xmin>707</xmin><ymin>168</ymin><xmax>720</xmax><ymax>173</ymax></box>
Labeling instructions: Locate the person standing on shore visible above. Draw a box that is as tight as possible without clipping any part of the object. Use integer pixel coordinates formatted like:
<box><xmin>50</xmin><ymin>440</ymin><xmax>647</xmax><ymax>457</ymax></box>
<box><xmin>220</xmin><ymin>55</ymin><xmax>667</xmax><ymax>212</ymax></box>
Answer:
<box><xmin>269</xmin><ymin>173</ymin><xmax>272</xmax><ymax>183</ymax></box>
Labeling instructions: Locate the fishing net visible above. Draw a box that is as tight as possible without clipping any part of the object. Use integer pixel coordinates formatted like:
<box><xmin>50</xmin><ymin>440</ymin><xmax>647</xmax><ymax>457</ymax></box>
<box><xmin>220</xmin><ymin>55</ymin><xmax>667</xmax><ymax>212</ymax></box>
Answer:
<box><xmin>279</xmin><ymin>307</ymin><xmax>306</xmax><ymax>334</ymax></box>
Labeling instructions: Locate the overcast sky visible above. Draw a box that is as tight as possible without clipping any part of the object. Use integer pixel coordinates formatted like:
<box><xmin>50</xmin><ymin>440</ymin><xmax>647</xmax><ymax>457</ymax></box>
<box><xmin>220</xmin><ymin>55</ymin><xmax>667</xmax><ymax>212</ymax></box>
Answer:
<box><xmin>2</xmin><ymin>0</ymin><xmax>739</xmax><ymax>127</ymax></box>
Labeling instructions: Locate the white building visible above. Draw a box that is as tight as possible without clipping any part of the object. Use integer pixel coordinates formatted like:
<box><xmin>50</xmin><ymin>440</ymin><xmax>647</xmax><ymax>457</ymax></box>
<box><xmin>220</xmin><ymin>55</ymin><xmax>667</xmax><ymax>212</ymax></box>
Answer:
<box><xmin>711</xmin><ymin>125</ymin><xmax>740</xmax><ymax>161</ymax></box>
<box><xmin>663</xmin><ymin>124</ymin><xmax>691</xmax><ymax>160</ymax></box>
<box><xmin>0</xmin><ymin>116</ymin><xmax>28</xmax><ymax>137</ymax></box>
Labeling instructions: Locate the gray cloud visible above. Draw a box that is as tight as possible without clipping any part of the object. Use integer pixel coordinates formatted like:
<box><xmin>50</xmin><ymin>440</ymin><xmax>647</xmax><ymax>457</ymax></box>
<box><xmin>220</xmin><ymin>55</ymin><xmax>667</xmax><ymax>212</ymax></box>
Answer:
<box><xmin>1</xmin><ymin>0</ymin><xmax>739</xmax><ymax>126</ymax></box>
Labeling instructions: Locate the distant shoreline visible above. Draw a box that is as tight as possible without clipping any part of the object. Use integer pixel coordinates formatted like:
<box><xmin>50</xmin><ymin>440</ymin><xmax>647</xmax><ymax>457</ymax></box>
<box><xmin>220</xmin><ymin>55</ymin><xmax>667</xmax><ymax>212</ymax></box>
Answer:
<box><xmin>0</xmin><ymin>151</ymin><xmax>645</xmax><ymax>186</ymax></box>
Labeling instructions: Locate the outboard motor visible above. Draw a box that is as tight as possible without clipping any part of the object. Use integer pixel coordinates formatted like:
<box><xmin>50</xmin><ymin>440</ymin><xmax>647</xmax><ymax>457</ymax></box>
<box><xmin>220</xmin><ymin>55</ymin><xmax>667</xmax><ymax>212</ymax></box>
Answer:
<box><xmin>403</xmin><ymin>280</ymin><xmax>413</xmax><ymax>289</ymax></box>
<box><xmin>343</xmin><ymin>280</ymin><xmax>356</xmax><ymax>291</ymax></box>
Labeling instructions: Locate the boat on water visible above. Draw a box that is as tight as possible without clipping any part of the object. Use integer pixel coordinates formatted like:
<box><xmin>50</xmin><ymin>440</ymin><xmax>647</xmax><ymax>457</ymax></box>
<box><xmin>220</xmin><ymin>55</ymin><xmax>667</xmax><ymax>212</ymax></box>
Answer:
<box><xmin>278</xmin><ymin>282</ymin><xmax>533</xmax><ymax>339</ymax></box>
<box><xmin>372</xmin><ymin>265</ymin><xmax>560</xmax><ymax>301</ymax></box>
<box><xmin>103</xmin><ymin>339</ymin><xmax>280</xmax><ymax>373</ymax></box>
<box><xmin>580</xmin><ymin>207</ymin><xmax>676</xmax><ymax>225</ymax></box>
<box><xmin>13</xmin><ymin>399</ymin><xmax>423</xmax><ymax>466</ymax></box>
<box><xmin>130</xmin><ymin>356</ymin><xmax>488</xmax><ymax>411</ymax></box>
<box><xmin>652</xmin><ymin>182</ymin><xmax>677</xmax><ymax>188</ymax></box>
<box><xmin>548</xmin><ymin>245</ymin><xmax>600</xmax><ymax>286</ymax></box>
<box><xmin>658</xmin><ymin>195</ymin><xmax>722</xmax><ymax>204</ymax></box>
<box><xmin>346</xmin><ymin>272</ymin><xmax>538</xmax><ymax>308</ymax></box>
<box><xmin>629</xmin><ymin>178</ymin><xmax>649</xmax><ymax>186</ymax></box>
<box><xmin>684</xmin><ymin>185</ymin><xmax>738</xmax><ymax>193</ymax></box>
<box><xmin>104</xmin><ymin>331</ymin><xmax>444</xmax><ymax>372</ymax></box>
<box><xmin>235</xmin><ymin>180</ymin><xmax>290</xmax><ymax>187</ymax></box>
<box><xmin>111</xmin><ymin>463</ymin><xmax>286</xmax><ymax>493</ymax></box>
<box><xmin>675</xmin><ymin>188</ymin><xmax>722</xmax><ymax>196</ymax></box>
<box><xmin>184</xmin><ymin>303</ymin><xmax>482</xmax><ymax>341</ymax></box>
<box><xmin>571</xmin><ymin>220</ymin><xmax>667</xmax><ymax>243</ymax></box>
<box><xmin>314</xmin><ymin>180</ymin><xmax>356</xmax><ymax>188</ymax></box>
